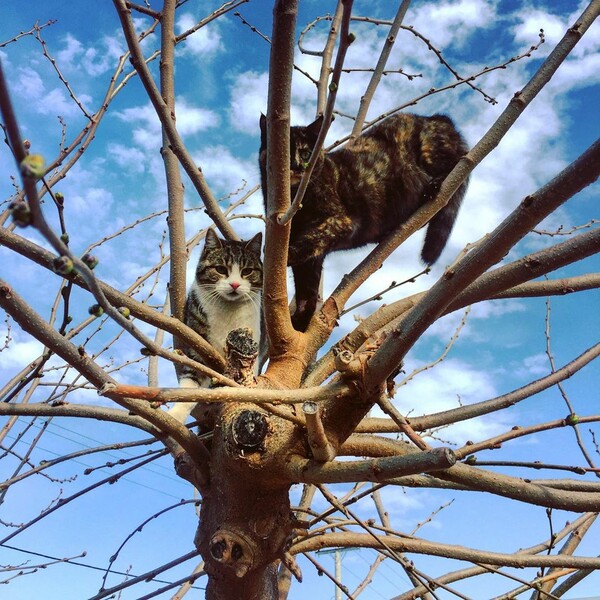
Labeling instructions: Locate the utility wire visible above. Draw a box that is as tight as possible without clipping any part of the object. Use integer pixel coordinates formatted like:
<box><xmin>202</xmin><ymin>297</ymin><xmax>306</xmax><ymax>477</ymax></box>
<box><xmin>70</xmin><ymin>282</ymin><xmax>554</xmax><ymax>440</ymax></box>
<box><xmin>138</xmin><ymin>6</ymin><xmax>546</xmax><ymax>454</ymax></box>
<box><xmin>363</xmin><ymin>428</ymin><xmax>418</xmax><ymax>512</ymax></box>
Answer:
<box><xmin>0</xmin><ymin>542</ymin><xmax>204</xmax><ymax>591</ymax></box>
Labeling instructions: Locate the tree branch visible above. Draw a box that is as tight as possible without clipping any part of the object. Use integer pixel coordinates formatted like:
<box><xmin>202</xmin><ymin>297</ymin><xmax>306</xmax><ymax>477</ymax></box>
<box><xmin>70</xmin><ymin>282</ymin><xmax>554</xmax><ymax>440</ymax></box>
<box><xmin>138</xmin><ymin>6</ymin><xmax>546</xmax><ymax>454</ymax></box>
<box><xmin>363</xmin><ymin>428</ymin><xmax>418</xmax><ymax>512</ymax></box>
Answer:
<box><xmin>350</xmin><ymin>0</ymin><xmax>411</xmax><ymax>139</ymax></box>
<box><xmin>0</xmin><ymin>226</ymin><xmax>226</xmax><ymax>372</ymax></box>
<box><xmin>0</xmin><ymin>280</ymin><xmax>208</xmax><ymax>464</ymax></box>
<box><xmin>261</xmin><ymin>0</ymin><xmax>306</xmax><ymax>385</ymax></box>
<box><xmin>160</xmin><ymin>0</ymin><xmax>187</xmax><ymax>323</ymax></box>
<box><xmin>323</xmin><ymin>2</ymin><xmax>599</xmax><ymax>327</ymax></box>
<box><xmin>283</xmin><ymin>447</ymin><xmax>456</xmax><ymax>484</ymax></box>
<box><xmin>112</xmin><ymin>0</ymin><xmax>236</xmax><ymax>240</ymax></box>
<box><xmin>365</xmin><ymin>138</ymin><xmax>600</xmax><ymax>389</ymax></box>
<box><xmin>292</xmin><ymin>532</ymin><xmax>600</xmax><ymax>570</ymax></box>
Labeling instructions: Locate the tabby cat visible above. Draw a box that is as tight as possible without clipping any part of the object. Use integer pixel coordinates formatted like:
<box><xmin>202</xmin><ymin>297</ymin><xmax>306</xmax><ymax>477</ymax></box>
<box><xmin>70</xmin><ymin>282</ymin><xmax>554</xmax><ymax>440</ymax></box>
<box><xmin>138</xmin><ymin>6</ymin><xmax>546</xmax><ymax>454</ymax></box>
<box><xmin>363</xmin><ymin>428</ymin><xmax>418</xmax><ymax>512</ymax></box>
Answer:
<box><xmin>168</xmin><ymin>228</ymin><xmax>263</xmax><ymax>423</ymax></box>
<box><xmin>259</xmin><ymin>112</ymin><xmax>469</xmax><ymax>331</ymax></box>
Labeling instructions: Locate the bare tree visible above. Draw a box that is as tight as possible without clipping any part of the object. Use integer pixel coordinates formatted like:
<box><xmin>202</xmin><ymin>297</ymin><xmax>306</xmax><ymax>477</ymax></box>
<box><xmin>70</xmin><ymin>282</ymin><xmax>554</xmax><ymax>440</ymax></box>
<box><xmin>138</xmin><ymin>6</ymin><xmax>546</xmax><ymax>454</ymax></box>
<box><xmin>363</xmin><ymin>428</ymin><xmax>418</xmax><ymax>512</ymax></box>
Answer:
<box><xmin>1</xmin><ymin>1</ymin><xmax>599</xmax><ymax>599</ymax></box>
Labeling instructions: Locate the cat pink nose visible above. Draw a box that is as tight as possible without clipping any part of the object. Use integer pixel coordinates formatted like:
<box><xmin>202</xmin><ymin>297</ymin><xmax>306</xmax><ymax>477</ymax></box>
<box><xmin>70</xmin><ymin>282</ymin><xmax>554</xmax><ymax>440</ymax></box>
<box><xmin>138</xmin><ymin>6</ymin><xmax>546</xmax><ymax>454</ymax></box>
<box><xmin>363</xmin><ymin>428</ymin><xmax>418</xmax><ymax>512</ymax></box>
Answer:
<box><xmin>230</xmin><ymin>282</ymin><xmax>240</xmax><ymax>290</ymax></box>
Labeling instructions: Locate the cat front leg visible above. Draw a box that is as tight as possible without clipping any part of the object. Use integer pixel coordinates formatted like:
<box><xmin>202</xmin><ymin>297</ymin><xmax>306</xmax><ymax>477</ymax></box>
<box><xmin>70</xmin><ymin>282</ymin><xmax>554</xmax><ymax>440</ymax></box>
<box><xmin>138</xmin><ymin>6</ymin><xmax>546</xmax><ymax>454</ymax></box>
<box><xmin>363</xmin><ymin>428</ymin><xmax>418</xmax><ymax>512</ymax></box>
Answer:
<box><xmin>291</xmin><ymin>255</ymin><xmax>324</xmax><ymax>331</ymax></box>
<box><xmin>288</xmin><ymin>215</ymin><xmax>354</xmax><ymax>266</ymax></box>
<box><xmin>167</xmin><ymin>377</ymin><xmax>202</xmax><ymax>423</ymax></box>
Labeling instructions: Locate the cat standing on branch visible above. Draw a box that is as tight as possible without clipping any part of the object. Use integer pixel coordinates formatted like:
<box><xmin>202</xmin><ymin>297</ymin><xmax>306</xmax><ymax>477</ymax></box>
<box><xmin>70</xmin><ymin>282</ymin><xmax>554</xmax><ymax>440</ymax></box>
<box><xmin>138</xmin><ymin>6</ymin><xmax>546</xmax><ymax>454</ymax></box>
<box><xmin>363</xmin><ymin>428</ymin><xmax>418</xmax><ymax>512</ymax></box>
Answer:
<box><xmin>259</xmin><ymin>112</ymin><xmax>469</xmax><ymax>331</ymax></box>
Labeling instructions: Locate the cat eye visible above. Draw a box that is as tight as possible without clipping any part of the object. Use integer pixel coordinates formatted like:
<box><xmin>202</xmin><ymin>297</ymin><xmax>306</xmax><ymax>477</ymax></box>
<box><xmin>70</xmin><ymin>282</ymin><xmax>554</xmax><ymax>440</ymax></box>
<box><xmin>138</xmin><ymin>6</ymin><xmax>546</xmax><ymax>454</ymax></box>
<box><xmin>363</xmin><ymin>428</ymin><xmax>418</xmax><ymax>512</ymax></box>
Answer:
<box><xmin>299</xmin><ymin>149</ymin><xmax>312</xmax><ymax>161</ymax></box>
<box><xmin>241</xmin><ymin>268</ymin><xmax>254</xmax><ymax>277</ymax></box>
<box><xmin>214</xmin><ymin>266</ymin><xmax>228</xmax><ymax>275</ymax></box>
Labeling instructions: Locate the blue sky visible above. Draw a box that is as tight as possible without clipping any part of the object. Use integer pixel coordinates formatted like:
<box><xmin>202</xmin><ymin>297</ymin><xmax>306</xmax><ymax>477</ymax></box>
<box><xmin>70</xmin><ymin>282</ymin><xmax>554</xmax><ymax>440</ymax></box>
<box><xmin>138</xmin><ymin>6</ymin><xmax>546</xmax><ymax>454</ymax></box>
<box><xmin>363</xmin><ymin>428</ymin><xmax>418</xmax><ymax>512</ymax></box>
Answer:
<box><xmin>1</xmin><ymin>1</ymin><xmax>599</xmax><ymax>598</ymax></box>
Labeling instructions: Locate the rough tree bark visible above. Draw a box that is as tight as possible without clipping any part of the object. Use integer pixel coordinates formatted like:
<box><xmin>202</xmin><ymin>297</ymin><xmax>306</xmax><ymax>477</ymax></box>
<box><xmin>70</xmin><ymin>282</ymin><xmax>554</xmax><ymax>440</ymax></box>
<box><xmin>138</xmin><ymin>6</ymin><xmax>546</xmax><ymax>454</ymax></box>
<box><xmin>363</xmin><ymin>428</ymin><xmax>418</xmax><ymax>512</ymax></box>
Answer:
<box><xmin>0</xmin><ymin>2</ymin><xmax>599</xmax><ymax>599</ymax></box>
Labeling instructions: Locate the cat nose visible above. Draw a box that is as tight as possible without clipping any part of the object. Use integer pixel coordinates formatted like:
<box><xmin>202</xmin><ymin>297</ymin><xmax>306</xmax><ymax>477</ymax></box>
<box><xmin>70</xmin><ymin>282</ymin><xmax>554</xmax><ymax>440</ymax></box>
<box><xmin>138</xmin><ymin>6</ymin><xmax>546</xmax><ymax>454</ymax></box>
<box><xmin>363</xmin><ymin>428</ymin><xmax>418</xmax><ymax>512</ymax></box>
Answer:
<box><xmin>230</xmin><ymin>282</ymin><xmax>240</xmax><ymax>291</ymax></box>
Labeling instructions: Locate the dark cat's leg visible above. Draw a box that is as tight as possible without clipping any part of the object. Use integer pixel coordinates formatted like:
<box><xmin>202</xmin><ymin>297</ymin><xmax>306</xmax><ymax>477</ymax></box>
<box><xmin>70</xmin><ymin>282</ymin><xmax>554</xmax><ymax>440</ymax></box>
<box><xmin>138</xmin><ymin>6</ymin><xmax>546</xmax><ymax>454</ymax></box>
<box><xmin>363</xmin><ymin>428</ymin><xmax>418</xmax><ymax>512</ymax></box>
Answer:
<box><xmin>288</xmin><ymin>215</ymin><xmax>354</xmax><ymax>264</ymax></box>
<box><xmin>291</xmin><ymin>256</ymin><xmax>324</xmax><ymax>332</ymax></box>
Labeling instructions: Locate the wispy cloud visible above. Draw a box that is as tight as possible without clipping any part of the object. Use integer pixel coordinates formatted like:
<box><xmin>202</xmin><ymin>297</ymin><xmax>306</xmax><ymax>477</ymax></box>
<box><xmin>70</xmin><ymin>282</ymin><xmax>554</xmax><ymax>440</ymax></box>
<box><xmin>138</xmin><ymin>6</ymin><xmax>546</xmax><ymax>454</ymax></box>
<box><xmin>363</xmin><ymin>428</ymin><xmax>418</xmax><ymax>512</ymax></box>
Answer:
<box><xmin>107</xmin><ymin>143</ymin><xmax>147</xmax><ymax>174</ymax></box>
<box><xmin>56</xmin><ymin>32</ymin><xmax>125</xmax><ymax>78</ymax></box>
<box><xmin>15</xmin><ymin>65</ymin><xmax>92</xmax><ymax>118</ymax></box>
<box><xmin>391</xmin><ymin>357</ymin><xmax>510</xmax><ymax>444</ymax></box>
<box><xmin>193</xmin><ymin>145</ymin><xmax>259</xmax><ymax>198</ymax></box>
<box><xmin>228</xmin><ymin>71</ymin><xmax>269</xmax><ymax>134</ymax></box>
<box><xmin>0</xmin><ymin>328</ymin><xmax>43</xmax><ymax>370</ymax></box>
<box><xmin>177</xmin><ymin>13</ymin><xmax>223</xmax><ymax>57</ymax></box>
<box><xmin>114</xmin><ymin>99</ymin><xmax>220</xmax><ymax>151</ymax></box>
<box><xmin>410</xmin><ymin>0</ymin><xmax>498</xmax><ymax>47</ymax></box>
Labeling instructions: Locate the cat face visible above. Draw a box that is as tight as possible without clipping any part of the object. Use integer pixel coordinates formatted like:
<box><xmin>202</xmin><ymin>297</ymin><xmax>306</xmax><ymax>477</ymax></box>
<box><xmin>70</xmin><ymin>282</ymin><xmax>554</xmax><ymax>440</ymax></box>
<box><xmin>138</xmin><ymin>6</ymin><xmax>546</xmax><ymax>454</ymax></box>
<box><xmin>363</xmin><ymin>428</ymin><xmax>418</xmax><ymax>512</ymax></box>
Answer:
<box><xmin>259</xmin><ymin>114</ymin><xmax>324</xmax><ymax>185</ymax></box>
<box><xmin>196</xmin><ymin>229</ymin><xmax>263</xmax><ymax>303</ymax></box>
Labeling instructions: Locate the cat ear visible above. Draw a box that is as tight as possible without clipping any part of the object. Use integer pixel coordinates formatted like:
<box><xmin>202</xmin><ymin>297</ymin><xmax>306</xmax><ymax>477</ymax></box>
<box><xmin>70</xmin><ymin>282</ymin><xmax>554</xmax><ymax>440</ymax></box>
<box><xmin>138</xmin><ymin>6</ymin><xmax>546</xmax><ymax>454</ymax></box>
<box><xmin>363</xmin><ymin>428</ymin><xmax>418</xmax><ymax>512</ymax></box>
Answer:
<box><xmin>306</xmin><ymin>114</ymin><xmax>325</xmax><ymax>139</ymax></box>
<box><xmin>203</xmin><ymin>228</ymin><xmax>222</xmax><ymax>252</ymax></box>
<box><xmin>245</xmin><ymin>232</ymin><xmax>263</xmax><ymax>256</ymax></box>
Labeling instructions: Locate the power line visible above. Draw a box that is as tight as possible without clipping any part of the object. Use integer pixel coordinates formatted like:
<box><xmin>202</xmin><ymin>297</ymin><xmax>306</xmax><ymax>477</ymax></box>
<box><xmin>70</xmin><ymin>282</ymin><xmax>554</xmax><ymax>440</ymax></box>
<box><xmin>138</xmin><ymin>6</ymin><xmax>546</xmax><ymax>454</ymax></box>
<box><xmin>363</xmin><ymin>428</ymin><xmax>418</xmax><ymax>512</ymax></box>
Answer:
<box><xmin>33</xmin><ymin>419</ymin><xmax>180</xmax><ymax>479</ymax></box>
<box><xmin>0</xmin><ymin>542</ymin><xmax>205</xmax><ymax>591</ymax></box>
<box><xmin>3</xmin><ymin>421</ymin><xmax>191</xmax><ymax>500</ymax></box>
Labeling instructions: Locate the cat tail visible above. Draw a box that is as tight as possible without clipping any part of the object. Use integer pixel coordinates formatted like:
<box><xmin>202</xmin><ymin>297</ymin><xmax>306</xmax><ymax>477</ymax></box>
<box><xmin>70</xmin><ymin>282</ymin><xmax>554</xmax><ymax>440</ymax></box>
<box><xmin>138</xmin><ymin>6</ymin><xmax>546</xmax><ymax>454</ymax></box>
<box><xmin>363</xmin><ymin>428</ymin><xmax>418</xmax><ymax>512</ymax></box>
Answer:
<box><xmin>420</xmin><ymin>178</ymin><xmax>468</xmax><ymax>266</ymax></box>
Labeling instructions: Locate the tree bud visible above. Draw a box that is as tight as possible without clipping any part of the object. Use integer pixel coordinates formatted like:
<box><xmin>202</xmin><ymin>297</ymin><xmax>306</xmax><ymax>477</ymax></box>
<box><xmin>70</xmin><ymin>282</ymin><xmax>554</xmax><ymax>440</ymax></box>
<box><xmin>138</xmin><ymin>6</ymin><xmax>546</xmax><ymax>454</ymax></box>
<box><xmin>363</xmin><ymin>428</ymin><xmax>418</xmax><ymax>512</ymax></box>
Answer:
<box><xmin>20</xmin><ymin>154</ymin><xmax>46</xmax><ymax>179</ymax></box>
<box><xmin>53</xmin><ymin>256</ymin><xmax>74</xmax><ymax>275</ymax></box>
<box><xmin>82</xmin><ymin>253</ymin><xmax>99</xmax><ymax>269</ymax></box>
<box><xmin>117</xmin><ymin>306</ymin><xmax>131</xmax><ymax>319</ymax></box>
<box><xmin>9</xmin><ymin>200</ymin><xmax>32</xmax><ymax>227</ymax></box>
<box><xmin>88</xmin><ymin>304</ymin><xmax>104</xmax><ymax>317</ymax></box>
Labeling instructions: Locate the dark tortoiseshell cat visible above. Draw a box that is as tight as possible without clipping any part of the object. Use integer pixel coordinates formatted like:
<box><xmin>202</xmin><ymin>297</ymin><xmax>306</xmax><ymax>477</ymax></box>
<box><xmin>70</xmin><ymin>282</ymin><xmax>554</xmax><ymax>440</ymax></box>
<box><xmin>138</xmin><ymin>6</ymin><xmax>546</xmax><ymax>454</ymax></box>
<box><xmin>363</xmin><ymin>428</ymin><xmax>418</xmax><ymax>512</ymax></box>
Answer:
<box><xmin>259</xmin><ymin>112</ymin><xmax>469</xmax><ymax>331</ymax></box>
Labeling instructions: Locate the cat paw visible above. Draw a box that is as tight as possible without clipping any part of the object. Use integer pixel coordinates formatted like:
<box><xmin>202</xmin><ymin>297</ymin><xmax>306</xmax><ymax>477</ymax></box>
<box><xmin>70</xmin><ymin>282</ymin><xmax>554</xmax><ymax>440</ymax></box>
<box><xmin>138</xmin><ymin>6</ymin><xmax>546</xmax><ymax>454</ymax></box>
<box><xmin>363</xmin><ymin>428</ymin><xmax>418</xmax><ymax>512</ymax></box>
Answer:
<box><xmin>291</xmin><ymin>308</ymin><xmax>312</xmax><ymax>332</ymax></box>
<box><xmin>166</xmin><ymin>403</ymin><xmax>193</xmax><ymax>423</ymax></box>
<box><xmin>167</xmin><ymin>378</ymin><xmax>201</xmax><ymax>423</ymax></box>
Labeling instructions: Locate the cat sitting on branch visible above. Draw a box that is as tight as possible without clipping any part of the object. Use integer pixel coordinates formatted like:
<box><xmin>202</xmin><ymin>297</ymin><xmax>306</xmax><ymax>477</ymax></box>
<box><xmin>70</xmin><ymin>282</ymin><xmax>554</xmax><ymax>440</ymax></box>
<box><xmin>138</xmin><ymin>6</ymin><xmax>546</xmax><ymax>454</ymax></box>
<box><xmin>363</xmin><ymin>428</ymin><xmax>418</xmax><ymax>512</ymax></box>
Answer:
<box><xmin>168</xmin><ymin>229</ymin><xmax>263</xmax><ymax>423</ymax></box>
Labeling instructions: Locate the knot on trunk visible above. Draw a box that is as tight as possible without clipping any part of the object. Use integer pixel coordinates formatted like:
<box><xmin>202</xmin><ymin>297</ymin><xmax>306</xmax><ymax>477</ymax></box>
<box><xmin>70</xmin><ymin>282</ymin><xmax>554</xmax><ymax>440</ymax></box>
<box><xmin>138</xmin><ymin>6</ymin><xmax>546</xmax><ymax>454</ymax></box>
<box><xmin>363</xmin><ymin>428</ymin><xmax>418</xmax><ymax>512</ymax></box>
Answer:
<box><xmin>232</xmin><ymin>409</ymin><xmax>268</xmax><ymax>451</ymax></box>
<box><xmin>208</xmin><ymin>528</ymin><xmax>255</xmax><ymax>578</ymax></box>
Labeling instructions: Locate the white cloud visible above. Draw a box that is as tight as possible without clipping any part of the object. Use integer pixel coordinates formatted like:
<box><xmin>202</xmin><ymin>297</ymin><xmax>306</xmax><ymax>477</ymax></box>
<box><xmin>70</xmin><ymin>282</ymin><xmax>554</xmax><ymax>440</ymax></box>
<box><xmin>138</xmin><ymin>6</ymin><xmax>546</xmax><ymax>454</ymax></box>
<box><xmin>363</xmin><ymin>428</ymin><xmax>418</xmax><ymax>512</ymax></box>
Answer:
<box><xmin>176</xmin><ymin>101</ymin><xmax>220</xmax><ymax>135</ymax></box>
<box><xmin>114</xmin><ymin>99</ymin><xmax>219</xmax><ymax>151</ymax></box>
<box><xmin>511</xmin><ymin>2</ymin><xmax>600</xmax><ymax>92</ymax></box>
<box><xmin>228</xmin><ymin>71</ymin><xmax>269</xmax><ymax>134</ymax></box>
<box><xmin>56</xmin><ymin>33</ymin><xmax>84</xmax><ymax>65</ymax></box>
<box><xmin>14</xmin><ymin>65</ymin><xmax>92</xmax><ymax>118</ymax></box>
<box><xmin>0</xmin><ymin>329</ymin><xmax>43</xmax><ymax>371</ymax></box>
<box><xmin>37</xmin><ymin>87</ymin><xmax>92</xmax><ymax>118</ymax></box>
<box><xmin>549</xmin><ymin>51</ymin><xmax>600</xmax><ymax>91</ymax></box>
<box><xmin>107</xmin><ymin>143</ymin><xmax>147</xmax><ymax>174</ymax></box>
<box><xmin>55</xmin><ymin>32</ymin><xmax>124</xmax><ymax>78</ymax></box>
<box><xmin>387</xmin><ymin>358</ymin><xmax>509</xmax><ymax>444</ymax></box>
<box><xmin>410</xmin><ymin>0</ymin><xmax>498</xmax><ymax>47</ymax></box>
<box><xmin>177</xmin><ymin>13</ymin><xmax>223</xmax><ymax>56</ymax></box>
<box><xmin>418</xmin><ymin>299</ymin><xmax>526</xmax><ymax>346</ymax></box>
<box><xmin>193</xmin><ymin>145</ymin><xmax>258</xmax><ymax>197</ymax></box>
<box><xmin>67</xmin><ymin>186</ymin><xmax>115</xmax><ymax>222</ymax></box>
<box><xmin>512</xmin><ymin>3</ymin><xmax>600</xmax><ymax>60</ymax></box>
<box><xmin>516</xmin><ymin>353</ymin><xmax>550</xmax><ymax>377</ymax></box>
<box><xmin>378</xmin><ymin>487</ymin><xmax>432</xmax><ymax>518</ymax></box>
<box><xmin>512</xmin><ymin>9</ymin><xmax>565</xmax><ymax>51</ymax></box>
<box><xmin>17</xmin><ymin>67</ymin><xmax>45</xmax><ymax>97</ymax></box>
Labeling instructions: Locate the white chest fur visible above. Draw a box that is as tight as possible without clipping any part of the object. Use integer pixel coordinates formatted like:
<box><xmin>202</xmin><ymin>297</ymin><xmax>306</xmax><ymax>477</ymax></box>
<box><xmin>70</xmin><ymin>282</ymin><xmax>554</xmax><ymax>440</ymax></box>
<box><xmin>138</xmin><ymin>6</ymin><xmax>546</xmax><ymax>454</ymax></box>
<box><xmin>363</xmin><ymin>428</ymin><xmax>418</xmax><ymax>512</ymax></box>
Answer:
<box><xmin>205</xmin><ymin>296</ymin><xmax>261</xmax><ymax>356</ymax></box>
<box><xmin>194</xmin><ymin>281</ymin><xmax>261</xmax><ymax>373</ymax></box>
